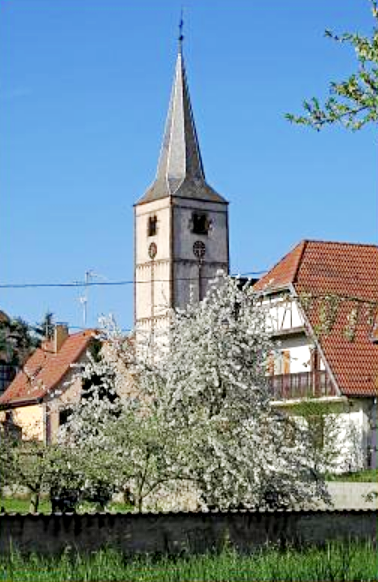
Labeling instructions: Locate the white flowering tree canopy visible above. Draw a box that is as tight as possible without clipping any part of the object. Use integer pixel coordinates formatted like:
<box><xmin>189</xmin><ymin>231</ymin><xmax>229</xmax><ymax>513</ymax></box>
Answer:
<box><xmin>60</xmin><ymin>274</ymin><xmax>328</xmax><ymax>512</ymax></box>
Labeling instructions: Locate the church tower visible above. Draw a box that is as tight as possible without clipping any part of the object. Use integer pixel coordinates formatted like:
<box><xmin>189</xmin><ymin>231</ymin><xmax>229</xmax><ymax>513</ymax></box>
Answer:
<box><xmin>134</xmin><ymin>37</ymin><xmax>229</xmax><ymax>335</ymax></box>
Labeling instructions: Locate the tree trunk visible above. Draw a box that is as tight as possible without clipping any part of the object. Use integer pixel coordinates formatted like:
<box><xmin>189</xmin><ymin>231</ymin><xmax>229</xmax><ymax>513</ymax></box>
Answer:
<box><xmin>29</xmin><ymin>488</ymin><xmax>40</xmax><ymax>513</ymax></box>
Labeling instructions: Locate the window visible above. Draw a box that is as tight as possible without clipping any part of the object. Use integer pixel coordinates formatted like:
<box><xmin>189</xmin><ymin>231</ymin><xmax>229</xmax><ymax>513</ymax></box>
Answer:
<box><xmin>191</xmin><ymin>212</ymin><xmax>210</xmax><ymax>235</ymax></box>
<box><xmin>275</xmin><ymin>350</ymin><xmax>291</xmax><ymax>375</ymax></box>
<box><xmin>266</xmin><ymin>350</ymin><xmax>291</xmax><ymax>376</ymax></box>
<box><xmin>282</xmin><ymin>350</ymin><xmax>290</xmax><ymax>374</ymax></box>
<box><xmin>5</xmin><ymin>411</ymin><xmax>13</xmax><ymax>423</ymax></box>
<box><xmin>0</xmin><ymin>362</ymin><xmax>16</xmax><ymax>395</ymax></box>
<box><xmin>147</xmin><ymin>216</ymin><xmax>157</xmax><ymax>237</ymax></box>
<box><xmin>59</xmin><ymin>407</ymin><xmax>73</xmax><ymax>426</ymax></box>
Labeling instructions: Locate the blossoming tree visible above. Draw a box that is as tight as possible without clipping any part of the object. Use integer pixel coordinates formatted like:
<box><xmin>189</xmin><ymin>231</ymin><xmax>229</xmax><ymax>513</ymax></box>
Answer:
<box><xmin>60</xmin><ymin>275</ymin><xmax>328</xmax><ymax>512</ymax></box>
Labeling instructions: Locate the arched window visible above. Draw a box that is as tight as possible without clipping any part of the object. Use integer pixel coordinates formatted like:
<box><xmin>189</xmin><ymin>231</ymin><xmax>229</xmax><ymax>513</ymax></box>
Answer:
<box><xmin>191</xmin><ymin>212</ymin><xmax>210</xmax><ymax>235</ymax></box>
<box><xmin>148</xmin><ymin>216</ymin><xmax>157</xmax><ymax>237</ymax></box>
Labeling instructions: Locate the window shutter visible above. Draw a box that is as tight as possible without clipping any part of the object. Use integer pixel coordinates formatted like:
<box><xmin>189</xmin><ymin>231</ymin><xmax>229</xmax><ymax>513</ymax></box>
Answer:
<box><xmin>283</xmin><ymin>350</ymin><xmax>290</xmax><ymax>374</ymax></box>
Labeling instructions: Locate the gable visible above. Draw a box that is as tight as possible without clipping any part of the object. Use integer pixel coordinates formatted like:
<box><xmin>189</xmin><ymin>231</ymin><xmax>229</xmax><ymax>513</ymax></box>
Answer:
<box><xmin>0</xmin><ymin>330</ymin><xmax>95</xmax><ymax>407</ymax></box>
<box><xmin>255</xmin><ymin>240</ymin><xmax>378</xmax><ymax>397</ymax></box>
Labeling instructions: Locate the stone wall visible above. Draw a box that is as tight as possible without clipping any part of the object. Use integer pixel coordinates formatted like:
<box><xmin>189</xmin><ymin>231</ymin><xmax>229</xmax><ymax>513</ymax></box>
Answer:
<box><xmin>322</xmin><ymin>482</ymin><xmax>378</xmax><ymax>510</ymax></box>
<box><xmin>0</xmin><ymin>510</ymin><xmax>376</xmax><ymax>556</ymax></box>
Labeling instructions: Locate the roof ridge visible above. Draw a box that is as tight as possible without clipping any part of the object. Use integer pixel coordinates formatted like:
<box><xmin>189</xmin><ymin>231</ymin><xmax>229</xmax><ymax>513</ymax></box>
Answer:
<box><xmin>0</xmin><ymin>330</ymin><xmax>95</xmax><ymax>406</ymax></box>
<box><xmin>302</xmin><ymin>239</ymin><xmax>378</xmax><ymax>248</ymax></box>
<box><xmin>66</xmin><ymin>329</ymin><xmax>97</xmax><ymax>338</ymax></box>
<box><xmin>292</xmin><ymin>240</ymin><xmax>308</xmax><ymax>284</ymax></box>
<box><xmin>261</xmin><ymin>240</ymin><xmax>305</xmax><ymax>280</ymax></box>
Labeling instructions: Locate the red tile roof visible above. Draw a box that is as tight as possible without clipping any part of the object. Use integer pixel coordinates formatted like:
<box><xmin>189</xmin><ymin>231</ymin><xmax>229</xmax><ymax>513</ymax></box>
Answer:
<box><xmin>254</xmin><ymin>240</ymin><xmax>378</xmax><ymax>397</ymax></box>
<box><xmin>0</xmin><ymin>330</ymin><xmax>95</xmax><ymax>406</ymax></box>
<box><xmin>254</xmin><ymin>241</ymin><xmax>306</xmax><ymax>292</ymax></box>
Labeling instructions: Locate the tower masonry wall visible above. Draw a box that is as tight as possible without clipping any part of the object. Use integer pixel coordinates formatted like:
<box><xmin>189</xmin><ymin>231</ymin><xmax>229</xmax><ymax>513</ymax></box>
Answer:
<box><xmin>135</xmin><ymin>199</ymin><xmax>171</xmax><ymax>264</ymax></box>
<box><xmin>173</xmin><ymin>202</ymin><xmax>228</xmax><ymax>264</ymax></box>
<box><xmin>135</xmin><ymin>198</ymin><xmax>172</xmax><ymax>326</ymax></box>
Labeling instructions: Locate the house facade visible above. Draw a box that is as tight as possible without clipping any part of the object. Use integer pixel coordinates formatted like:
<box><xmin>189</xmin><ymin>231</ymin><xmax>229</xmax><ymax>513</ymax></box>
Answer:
<box><xmin>254</xmin><ymin>240</ymin><xmax>378</xmax><ymax>471</ymax></box>
<box><xmin>0</xmin><ymin>325</ymin><xmax>95</xmax><ymax>443</ymax></box>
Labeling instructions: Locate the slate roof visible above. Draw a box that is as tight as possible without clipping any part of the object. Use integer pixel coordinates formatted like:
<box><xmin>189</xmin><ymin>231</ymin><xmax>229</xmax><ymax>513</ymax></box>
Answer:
<box><xmin>0</xmin><ymin>330</ymin><xmax>95</xmax><ymax>406</ymax></box>
<box><xmin>254</xmin><ymin>240</ymin><xmax>378</xmax><ymax>397</ymax></box>
<box><xmin>136</xmin><ymin>46</ymin><xmax>227</xmax><ymax>205</ymax></box>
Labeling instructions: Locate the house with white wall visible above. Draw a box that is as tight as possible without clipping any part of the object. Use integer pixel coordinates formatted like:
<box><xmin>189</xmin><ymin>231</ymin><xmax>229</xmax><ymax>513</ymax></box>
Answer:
<box><xmin>0</xmin><ymin>325</ymin><xmax>96</xmax><ymax>442</ymax></box>
<box><xmin>254</xmin><ymin>240</ymin><xmax>378</xmax><ymax>471</ymax></box>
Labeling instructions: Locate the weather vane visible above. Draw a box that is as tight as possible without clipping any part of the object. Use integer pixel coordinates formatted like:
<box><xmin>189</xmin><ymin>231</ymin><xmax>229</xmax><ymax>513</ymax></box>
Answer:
<box><xmin>178</xmin><ymin>7</ymin><xmax>184</xmax><ymax>47</ymax></box>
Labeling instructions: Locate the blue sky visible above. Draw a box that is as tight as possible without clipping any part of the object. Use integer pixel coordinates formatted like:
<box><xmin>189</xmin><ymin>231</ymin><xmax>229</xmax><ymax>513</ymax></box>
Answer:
<box><xmin>1</xmin><ymin>0</ymin><xmax>376</xmax><ymax>332</ymax></box>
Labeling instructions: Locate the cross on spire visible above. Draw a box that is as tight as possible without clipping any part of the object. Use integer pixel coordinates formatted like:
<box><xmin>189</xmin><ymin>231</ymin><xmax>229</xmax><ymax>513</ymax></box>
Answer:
<box><xmin>178</xmin><ymin>8</ymin><xmax>184</xmax><ymax>49</ymax></box>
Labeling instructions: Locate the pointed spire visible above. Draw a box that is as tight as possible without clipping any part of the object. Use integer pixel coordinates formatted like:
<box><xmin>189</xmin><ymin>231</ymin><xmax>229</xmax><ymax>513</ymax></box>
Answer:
<box><xmin>137</xmin><ymin>31</ymin><xmax>227</xmax><ymax>205</ymax></box>
<box><xmin>156</xmin><ymin>45</ymin><xmax>205</xmax><ymax>192</ymax></box>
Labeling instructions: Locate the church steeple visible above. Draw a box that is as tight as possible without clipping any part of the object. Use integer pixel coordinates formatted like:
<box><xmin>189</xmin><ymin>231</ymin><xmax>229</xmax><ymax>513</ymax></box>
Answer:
<box><xmin>156</xmin><ymin>44</ymin><xmax>205</xmax><ymax>190</ymax></box>
<box><xmin>134</xmin><ymin>33</ymin><xmax>229</xmax><ymax>332</ymax></box>
<box><xmin>136</xmin><ymin>40</ymin><xmax>226</xmax><ymax>205</ymax></box>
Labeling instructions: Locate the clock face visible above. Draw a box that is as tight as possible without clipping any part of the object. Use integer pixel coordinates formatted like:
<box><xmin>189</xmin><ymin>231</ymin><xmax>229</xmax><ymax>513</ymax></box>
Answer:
<box><xmin>193</xmin><ymin>240</ymin><xmax>206</xmax><ymax>259</ymax></box>
<box><xmin>148</xmin><ymin>242</ymin><xmax>157</xmax><ymax>259</ymax></box>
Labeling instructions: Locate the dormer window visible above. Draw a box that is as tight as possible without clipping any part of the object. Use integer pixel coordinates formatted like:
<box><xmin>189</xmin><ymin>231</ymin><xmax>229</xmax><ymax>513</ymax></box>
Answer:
<box><xmin>191</xmin><ymin>212</ymin><xmax>210</xmax><ymax>235</ymax></box>
<box><xmin>148</xmin><ymin>215</ymin><xmax>157</xmax><ymax>237</ymax></box>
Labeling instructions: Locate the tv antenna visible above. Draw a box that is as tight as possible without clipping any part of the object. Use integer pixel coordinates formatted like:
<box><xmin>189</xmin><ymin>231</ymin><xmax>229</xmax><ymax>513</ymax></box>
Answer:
<box><xmin>78</xmin><ymin>270</ymin><xmax>107</xmax><ymax>328</ymax></box>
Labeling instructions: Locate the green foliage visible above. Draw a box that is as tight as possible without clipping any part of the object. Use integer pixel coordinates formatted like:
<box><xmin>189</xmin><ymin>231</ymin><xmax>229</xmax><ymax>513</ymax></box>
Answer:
<box><xmin>287</xmin><ymin>399</ymin><xmax>363</xmax><ymax>474</ymax></box>
<box><xmin>0</xmin><ymin>542</ymin><xmax>377</xmax><ymax>582</ymax></box>
<box><xmin>287</xmin><ymin>0</ymin><xmax>378</xmax><ymax>130</ymax></box>
<box><xmin>32</xmin><ymin>312</ymin><xmax>55</xmax><ymax>341</ymax></box>
<box><xmin>0</xmin><ymin>311</ymin><xmax>56</xmax><ymax>369</ymax></box>
<box><xmin>325</xmin><ymin>468</ymin><xmax>378</xmax><ymax>482</ymax></box>
<box><xmin>0</xmin><ymin>497</ymin><xmax>131</xmax><ymax>515</ymax></box>
<box><xmin>0</xmin><ymin>497</ymin><xmax>52</xmax><ymax>514</ymax></box>
<box><xmin>0</xmin><ymin>317</ymin><xmax>40</xmax><ymax>368</ymax></box>
<box><xmin>0</xmin><ymin>435</ymin><xmax>85</xmax><ymax>513</ymax></box>
<box><xmin>0</xmin><ymin>497</ymin><xmax>133</xmax><ymax>514</ymax></box>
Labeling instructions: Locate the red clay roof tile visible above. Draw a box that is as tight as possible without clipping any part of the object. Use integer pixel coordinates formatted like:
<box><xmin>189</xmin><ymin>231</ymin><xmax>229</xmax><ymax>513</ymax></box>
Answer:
<box><xmin>254</xmin><ymin>241</ymin><xmax>378</xmax><ymax>397</ymax></box>
<box><xmin>0</xmin><ymin>330</ymin><xmax>95</xmax><ymax>406</ymax></box>
<box><xmin>254</xmin><ymin>241</ymin><xmax>306</xmax><ymax>292</ymax></box>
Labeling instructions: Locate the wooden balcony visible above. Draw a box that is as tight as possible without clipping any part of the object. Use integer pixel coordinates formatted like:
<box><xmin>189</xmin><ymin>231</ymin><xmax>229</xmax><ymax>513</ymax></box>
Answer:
<box><xmin>268</xmin><ymin>370</ymin><xmax>336</xmax><ymax>401</ymax></box>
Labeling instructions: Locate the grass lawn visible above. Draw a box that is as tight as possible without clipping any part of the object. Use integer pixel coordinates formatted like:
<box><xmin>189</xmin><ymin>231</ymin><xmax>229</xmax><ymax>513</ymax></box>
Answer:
<box><xmin>2</xmin><ymin>468</ymin><xmax>377</xmax><ymax>514</ymax></box>
<box><xmin>0</xmin><ymin>542</ymin><xmax>377</xmax><ymax>581</ymax></box>
<box><xmin>325</xmin><ymin>468</ymin><xmax>378</xmax><ymax>482</ymax></box>
<box><xmin>0</xmin><ymin>497</ymin><xmax>133</xmax><ymax>514</ymax></box>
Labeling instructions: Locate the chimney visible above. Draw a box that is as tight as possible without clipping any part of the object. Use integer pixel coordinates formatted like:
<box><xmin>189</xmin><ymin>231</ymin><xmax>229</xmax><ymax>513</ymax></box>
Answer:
<box><xmin>54</xmin><ymin>324</ymin><xmax>69</xmax><ymax>353</ymax></box>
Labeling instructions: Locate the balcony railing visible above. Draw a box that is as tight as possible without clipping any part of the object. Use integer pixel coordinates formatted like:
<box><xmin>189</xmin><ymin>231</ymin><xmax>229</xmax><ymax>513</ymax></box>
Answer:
<box><xmin>268</xmin><ymin>371</ymin><xmax>336</xmax><ymax>401</ymax></box>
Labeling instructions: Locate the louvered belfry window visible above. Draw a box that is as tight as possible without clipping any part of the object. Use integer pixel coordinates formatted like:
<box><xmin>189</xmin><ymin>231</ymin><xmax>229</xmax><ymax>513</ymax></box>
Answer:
<box><xmin>192</xmin><ymin>212</ymin><xmax>209</xmax><ymax>235</ymax></box>
<box><xmin>148</xmin><ymin>216</ymin><xmax>157</xmax><ymax>237</ymax></box>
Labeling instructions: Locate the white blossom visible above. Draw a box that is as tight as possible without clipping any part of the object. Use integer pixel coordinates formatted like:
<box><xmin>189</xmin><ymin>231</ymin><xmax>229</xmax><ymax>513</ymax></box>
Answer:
<box><xmin>57</xmin><ymin>274</ymin><xmax>329</xmax><ymax>512</ymax></box>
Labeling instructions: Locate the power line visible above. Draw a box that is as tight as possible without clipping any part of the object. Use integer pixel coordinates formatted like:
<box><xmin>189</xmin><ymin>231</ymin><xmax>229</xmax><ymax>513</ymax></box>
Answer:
<box><xmin>0</xmin><ymin>271</ymin><xmax>267</xmax><ymax>290</ymax></box>
<box><xmin>69</xmin><ymin>325</ymin><xmax>133</xmax><ymax>332</ymax></box>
